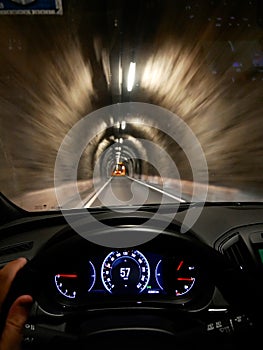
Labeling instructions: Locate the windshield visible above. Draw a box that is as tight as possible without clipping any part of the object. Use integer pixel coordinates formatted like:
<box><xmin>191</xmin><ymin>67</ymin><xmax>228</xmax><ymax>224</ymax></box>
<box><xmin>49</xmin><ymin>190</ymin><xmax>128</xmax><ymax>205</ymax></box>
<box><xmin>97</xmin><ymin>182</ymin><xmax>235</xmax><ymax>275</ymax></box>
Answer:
<box><xmin>0</xmin><ymin>0</ymin><xmax>263</xmax><ymax>211</ymax></box>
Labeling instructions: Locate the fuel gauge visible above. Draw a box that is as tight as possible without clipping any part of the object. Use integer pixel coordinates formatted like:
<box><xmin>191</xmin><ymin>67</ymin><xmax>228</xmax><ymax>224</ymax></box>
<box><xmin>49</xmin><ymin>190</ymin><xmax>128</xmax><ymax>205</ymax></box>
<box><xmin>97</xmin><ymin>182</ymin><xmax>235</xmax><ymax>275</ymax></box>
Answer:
<box><xmin>174</xmin><ymin>259</ymin><xmax>196</xmax><ymax>296</ymax></box>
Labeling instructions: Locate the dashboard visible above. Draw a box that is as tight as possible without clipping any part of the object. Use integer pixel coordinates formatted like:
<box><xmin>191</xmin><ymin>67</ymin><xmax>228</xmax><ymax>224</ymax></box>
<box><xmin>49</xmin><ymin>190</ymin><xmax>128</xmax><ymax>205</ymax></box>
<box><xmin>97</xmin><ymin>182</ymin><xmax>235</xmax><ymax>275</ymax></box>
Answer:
<box><xmin>42</xmin><ymin>240</ymin><xmax>213</xmax><ymax>313</ymax></box>
<box><xmin>1</xmin><ymin>197</ymin><xmax>263</xmax><ymax>348</ymax></box>
<box><xmin>53</xmin><ymin>250</ymin><xmax>167</xmax><ymax>299</ymax></box>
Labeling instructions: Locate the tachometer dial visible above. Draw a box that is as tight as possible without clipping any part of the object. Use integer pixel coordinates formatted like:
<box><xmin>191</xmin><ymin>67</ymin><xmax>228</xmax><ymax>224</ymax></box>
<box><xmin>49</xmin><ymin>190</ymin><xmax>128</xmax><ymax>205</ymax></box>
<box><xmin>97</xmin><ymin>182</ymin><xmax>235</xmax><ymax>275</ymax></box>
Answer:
<box><xmin>54</xmin><ymin>273</ymin><xmax>78</xmax><ymax>299</ymax></box>
<box><xmin>54</xmin><ymin>261</ymin><xmax>96</xmax><ymax>299</ymax></box>
<box><xmin>101</xmin><ymin>250</ymin><xmax>150</xmax><ymax>294</ymax></box>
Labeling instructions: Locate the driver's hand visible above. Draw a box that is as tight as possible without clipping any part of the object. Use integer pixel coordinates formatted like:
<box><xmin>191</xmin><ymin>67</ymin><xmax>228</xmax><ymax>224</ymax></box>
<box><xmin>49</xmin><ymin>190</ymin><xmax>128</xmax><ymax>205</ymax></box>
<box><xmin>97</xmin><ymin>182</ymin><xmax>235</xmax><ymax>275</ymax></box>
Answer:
<box><xmin>0</xmin><ymin>258</ymin><xmax>33</xmax><ymax>350</ymax></box>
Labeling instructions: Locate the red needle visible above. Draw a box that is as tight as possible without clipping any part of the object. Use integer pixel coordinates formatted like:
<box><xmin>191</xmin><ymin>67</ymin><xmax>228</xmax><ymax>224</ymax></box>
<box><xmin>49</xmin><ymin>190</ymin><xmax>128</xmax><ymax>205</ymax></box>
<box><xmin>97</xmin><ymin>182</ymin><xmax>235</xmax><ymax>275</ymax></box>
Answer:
<box><xmin>177</xmin><ymin>277</ymin><xmax>193</xmax><ymax>281</ymax></box>
<box><xmin>58</xmin><ymin>274</ymin><xmax>78</xmax><ymax>278</ymax></box>
<box><xmin>177</xmin><ymin>260</ymin><xmax>183</xmax><ymax>271</ymax></box>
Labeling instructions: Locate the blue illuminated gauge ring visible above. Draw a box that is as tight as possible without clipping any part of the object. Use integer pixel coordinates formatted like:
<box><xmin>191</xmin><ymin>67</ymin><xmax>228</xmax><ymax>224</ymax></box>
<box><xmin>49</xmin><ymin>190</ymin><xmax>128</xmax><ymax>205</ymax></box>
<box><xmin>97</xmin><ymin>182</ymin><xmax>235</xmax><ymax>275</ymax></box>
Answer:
<box><xmin>101</xmin><ymin>250</ymin><xmax>150</xmax><ymax>294</ymax></box>
<box><xmin>155</xmin><ymin>259</ymin><xmax>164</xmax><ymax>290</ymax></box>
<box><xmin>87</xmin><ymin>260</ymin><xmax>96</xmax><ymax>292</ymax></box>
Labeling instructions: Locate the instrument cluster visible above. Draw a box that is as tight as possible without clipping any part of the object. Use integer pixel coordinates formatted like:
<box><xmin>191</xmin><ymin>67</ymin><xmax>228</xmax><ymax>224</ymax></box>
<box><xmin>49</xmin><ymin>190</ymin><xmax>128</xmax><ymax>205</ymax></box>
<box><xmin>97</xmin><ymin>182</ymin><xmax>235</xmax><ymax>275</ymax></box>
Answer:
<box><xmin>46</xmin><ymin>248</ymin><xmax>208</xmax><ymax>309</ymax></box>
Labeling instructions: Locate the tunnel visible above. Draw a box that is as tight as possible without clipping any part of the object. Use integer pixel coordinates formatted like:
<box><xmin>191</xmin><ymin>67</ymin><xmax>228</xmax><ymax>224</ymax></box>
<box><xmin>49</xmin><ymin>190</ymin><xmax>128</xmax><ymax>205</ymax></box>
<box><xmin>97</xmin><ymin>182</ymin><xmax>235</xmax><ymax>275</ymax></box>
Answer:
<box><xmin>0</xmin><ymin>0</ymin><xmax>263</xmax><ymax>210</ymax></box>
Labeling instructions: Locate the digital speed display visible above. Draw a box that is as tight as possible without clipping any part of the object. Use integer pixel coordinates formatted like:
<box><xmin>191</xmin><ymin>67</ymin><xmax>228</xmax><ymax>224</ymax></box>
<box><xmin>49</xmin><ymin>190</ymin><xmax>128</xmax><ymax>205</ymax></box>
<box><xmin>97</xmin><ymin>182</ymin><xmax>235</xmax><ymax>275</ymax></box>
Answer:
<box><xmin>101</xmin><ymin>250</ymin><xmax>151</xmax><ymax>294</ymax></box>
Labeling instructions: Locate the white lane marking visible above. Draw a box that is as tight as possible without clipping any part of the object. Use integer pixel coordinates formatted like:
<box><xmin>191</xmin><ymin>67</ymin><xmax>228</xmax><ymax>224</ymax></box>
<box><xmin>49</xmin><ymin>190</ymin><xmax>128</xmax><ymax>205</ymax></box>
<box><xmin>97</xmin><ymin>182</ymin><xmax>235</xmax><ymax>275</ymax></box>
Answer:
<box><xmin>126</xmin><ymin>176</ymin><xmax>186</xmax><ymax>203</ymax></box>
<box><xmin>84</xmin><ymin>178</ymin><xmax>112</xmax><ymax>208</ymax></box>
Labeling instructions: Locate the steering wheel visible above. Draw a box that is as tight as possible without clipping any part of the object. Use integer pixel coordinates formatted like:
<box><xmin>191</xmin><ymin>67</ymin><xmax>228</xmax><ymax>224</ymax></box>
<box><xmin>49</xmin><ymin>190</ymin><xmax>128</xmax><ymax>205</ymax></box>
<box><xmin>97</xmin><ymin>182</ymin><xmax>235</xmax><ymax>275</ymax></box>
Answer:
<box><xmin>1</xmin><ymin>214</ymin><xmax>262</xmax><ymax>349</ymax></box>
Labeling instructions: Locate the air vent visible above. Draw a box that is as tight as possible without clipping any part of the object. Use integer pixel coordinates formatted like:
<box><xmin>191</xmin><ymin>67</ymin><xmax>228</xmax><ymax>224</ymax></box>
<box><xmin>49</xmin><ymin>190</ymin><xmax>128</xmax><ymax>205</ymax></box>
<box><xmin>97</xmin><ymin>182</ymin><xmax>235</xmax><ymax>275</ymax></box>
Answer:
<box><xmin>0</xmin><ymin>241</ymin><xmax>33</xmax><ymax>257</ymax></box>
<box><xmin>219</xmin><ymin>233</ymin><xmax>253</xmax><ymax>271</ymax></box>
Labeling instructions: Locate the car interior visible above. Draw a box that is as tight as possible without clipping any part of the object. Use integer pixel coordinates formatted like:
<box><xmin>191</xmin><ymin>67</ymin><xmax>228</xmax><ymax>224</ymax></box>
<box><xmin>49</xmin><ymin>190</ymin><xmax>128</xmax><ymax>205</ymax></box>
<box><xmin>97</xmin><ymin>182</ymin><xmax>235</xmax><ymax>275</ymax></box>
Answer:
<box><xmin>0</xmin><ymin>0</ymin><xmax>263</xmax><ymax>349</ymax></box>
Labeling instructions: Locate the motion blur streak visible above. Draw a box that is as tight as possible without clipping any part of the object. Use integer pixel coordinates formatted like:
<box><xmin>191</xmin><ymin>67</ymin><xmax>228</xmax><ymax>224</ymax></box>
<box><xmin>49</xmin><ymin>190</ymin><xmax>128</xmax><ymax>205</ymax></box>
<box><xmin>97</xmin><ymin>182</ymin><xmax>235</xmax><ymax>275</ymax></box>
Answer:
<box><xmin>0</xmin><ymin>17</ymin><xmax>95</xmax><ymax>198</ymax></box>
<box><xmin>141</xmin><ymin>8</ymin><xmax>263</xmax><ymax>195</ymax></box>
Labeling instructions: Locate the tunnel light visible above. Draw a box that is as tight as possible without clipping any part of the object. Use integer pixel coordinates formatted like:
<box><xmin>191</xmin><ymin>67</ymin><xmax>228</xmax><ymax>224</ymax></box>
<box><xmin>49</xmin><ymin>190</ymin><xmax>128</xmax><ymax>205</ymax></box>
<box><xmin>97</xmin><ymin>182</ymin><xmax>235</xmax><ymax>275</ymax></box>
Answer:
<box><xmin>121</xmin><ymin>121</ymin><xmax>126</xmax><ymax>130</ymax></box>
<box><xmin>127</xmin><ymin>62</ymin><xmax>136</xmax><ymax>92</ymax></box>
<box><xmin>119</xmin><ymin>64</ymin><xmax>123</xmax><ymax>92</ymax></box>
<box><xmin>115</xmin><ymin>138</ymin><xmax>123</xmax><ymax>144</ymax></box>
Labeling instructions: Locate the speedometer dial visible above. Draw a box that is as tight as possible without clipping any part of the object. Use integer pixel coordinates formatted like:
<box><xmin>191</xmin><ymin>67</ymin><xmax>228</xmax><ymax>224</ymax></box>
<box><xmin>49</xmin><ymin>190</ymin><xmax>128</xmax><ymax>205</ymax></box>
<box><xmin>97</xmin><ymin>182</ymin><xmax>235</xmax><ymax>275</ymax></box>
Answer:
<box><xmin>101</xmin><ymin>250</ymin><xmax>150</xmax><ymax>294</ymax></box>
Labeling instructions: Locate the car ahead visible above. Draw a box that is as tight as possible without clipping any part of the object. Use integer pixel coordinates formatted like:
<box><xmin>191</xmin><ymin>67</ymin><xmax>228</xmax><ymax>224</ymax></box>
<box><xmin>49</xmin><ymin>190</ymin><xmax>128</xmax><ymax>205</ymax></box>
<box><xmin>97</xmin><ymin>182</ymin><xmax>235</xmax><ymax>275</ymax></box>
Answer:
<box><xmin>112</xmin><ymin>162</ymin><xmax>126</xmax><ymax>176</ymax></box>
<box><xmin>0</xmin><ymin>0</ymin><xmax>263</xmax><ymax>349</ymax></box>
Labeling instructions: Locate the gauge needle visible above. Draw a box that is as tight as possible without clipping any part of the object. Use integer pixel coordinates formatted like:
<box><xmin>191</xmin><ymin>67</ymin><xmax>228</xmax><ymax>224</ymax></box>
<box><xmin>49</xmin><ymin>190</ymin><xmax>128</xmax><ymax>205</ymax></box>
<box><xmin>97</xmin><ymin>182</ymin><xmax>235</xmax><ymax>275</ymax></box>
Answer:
<box><xmin>177</xmin><ymin>277</ymin><xmax>194</xmax><ymax>281</ymax></box>
<box><xmin>176</xmin><ymin>260</ymin><xmax>183</xmax><ymax>271</ymax></box>
<box><xmin>58</xmin><ymin>274</ymin><xmax>78</xmax><ymax>278</ymax></box>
